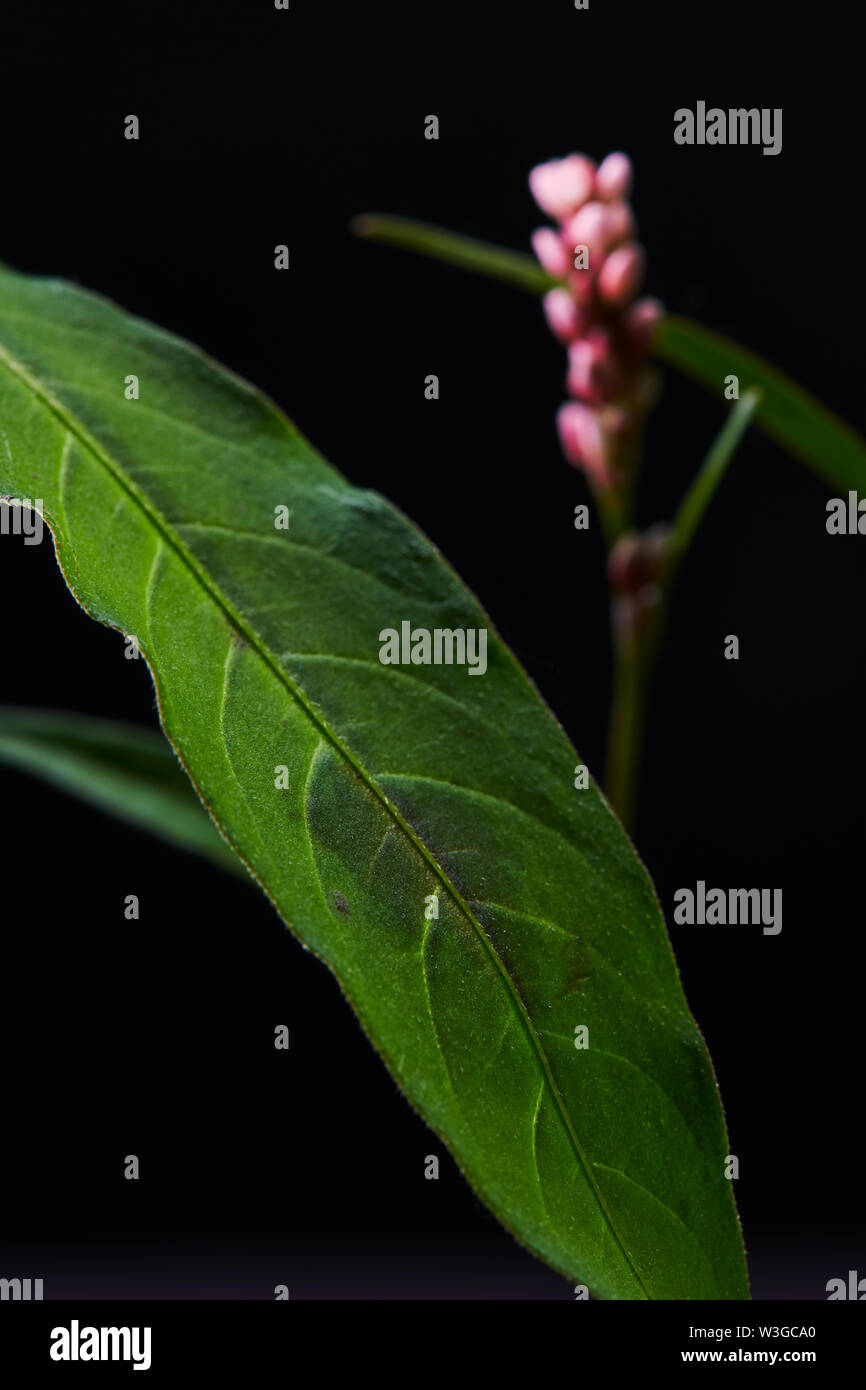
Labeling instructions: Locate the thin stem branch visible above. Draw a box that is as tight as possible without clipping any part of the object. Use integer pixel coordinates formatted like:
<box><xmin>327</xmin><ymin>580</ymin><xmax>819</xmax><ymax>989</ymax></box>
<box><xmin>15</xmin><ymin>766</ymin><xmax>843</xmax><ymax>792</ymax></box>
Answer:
<box><xmin>603</xmin><ymin>390</ymin><xmax>762</xmax><ymax>833</ymax></box>
<box><xmin>667</xmin><ymin>389</ymin><xmax>763</xmax><ymax>571</ymax></box>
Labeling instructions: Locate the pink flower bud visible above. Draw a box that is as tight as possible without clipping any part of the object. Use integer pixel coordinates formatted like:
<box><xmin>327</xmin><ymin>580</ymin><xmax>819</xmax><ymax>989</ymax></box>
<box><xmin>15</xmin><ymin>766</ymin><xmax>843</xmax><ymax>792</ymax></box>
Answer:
<box><xmin>556</xmin><ymin>401</ymin><xmax>614</xmax><ymax>489</ymax></box>
<box><xmin>531</xmin><ymin>227</ymin><xmax>569</xmax><ymax>279</ymax></box>
<box><xmin>608</xmin><ymin>525</ymin><xmax>670</xmax><ymax>592</ymax></box>
<box><xmin>543</xmin><ymin>288</ymin><xmax>584</xmax><ymax>343</ymax></box>
<box><xmin>625</xmin><ymin>297</ymin><xmax>663</xmax><ymax>355</ymax></box>
<box><xmin>529</xmin><ymin>154</ymin><xmax>596</xmax><ymax>221</ymax></box>
<box><xmin>607</xmin><ymin>531</ymin><xmax>643</xmax><ymax>592</ymax></box>
<box><xmin>562</xmin><ymin>201</ymin><xmax>612</xmax><ymax>264</ymax></box>
<box><xmin>596</xmin><ymin>152</ymin><xmax>633</xmax><ymax>201</ymax></box>
<box><xmin>567</xmin><ymin>330</ymin><xmax>622</xmax><ymax>404</ymax></box>
<box><xmin>598</xmin><ymin>242</ymin><xmax>646</xmax><ymax>306</ymax></box>
<box><xmin>566</xmin><ymin>265</ymin><xmax>596</xmax><ymax>305</ymax></box>
<box><xmin>604</xmin><ymin>199</ymin><xmax>636</xmax><ymax>246</ymax></box>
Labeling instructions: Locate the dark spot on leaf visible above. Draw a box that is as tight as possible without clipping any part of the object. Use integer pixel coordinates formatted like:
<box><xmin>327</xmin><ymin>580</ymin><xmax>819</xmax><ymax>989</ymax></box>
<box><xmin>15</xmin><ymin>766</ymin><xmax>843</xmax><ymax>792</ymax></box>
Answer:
<box><xmin>565</xmin><ymin>967</ymin><xmax>591</xmax><ymax>999</ymax></box>
<box><xmin>332</xmin><ymin>891</ymin><xmax>351</xmax><ymax>917</ymax></box>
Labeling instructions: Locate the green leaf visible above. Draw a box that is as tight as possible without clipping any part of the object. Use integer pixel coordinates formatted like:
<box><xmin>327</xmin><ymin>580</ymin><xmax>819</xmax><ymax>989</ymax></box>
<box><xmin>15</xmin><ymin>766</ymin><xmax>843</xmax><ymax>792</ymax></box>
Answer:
<box><xmin>355</xmin><ymin>213</ymin><xmax>866</xmax><ymax>491</ymax></box>
<box><xmin>656</xmin><ymin>315</ymin><xmax>866</xmax><ymax>492</ymax></box>
<box><xmin>0</xmin><ymin>261</ymin><xmax>747</xmax><ymax>1299</ymax></box>
<box><xmin>0</xmin><ymin>707</ymin><xmax>243</xmax><ymax>874</ymax></box>
<box><xmin>352</xmin><ymin>214</ymin><xmax>556</xmax><ymax>293</ymax></box>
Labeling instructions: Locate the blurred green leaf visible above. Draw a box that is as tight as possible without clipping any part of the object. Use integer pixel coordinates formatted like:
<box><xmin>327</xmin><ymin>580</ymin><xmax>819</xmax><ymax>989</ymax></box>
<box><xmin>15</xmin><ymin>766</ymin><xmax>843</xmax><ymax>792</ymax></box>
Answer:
<box><xmin>657</xmin><ymin>315</ymin><xmax>866</xmax><ymax>491</ymax></box>
<box><xmin>0</xmin><ymin>707</ymin><xmax>244</xmax><ymax>874</ymax></box>
<box><xmin>353</xmin><ymin>214</ymin><xmax>555</xmax><ymax>292</ymax></box>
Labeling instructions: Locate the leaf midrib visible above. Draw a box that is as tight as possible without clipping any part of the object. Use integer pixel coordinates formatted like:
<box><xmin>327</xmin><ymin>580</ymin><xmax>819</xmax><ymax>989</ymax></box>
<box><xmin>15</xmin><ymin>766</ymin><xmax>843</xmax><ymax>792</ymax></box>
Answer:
<box><xmin>0</xmin><ymin>332</ymin><xmax>651</xmax><ymax>1298</ymax></box>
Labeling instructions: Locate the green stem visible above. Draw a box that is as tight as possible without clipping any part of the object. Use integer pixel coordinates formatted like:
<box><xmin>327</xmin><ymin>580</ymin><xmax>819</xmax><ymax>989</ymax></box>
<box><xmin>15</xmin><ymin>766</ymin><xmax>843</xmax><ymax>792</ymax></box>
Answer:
<box><xmin>595</xmin><ymin>486</ymin><xmax>626</xmax><ymax>552</ymax></box>
<box><xmin>605</xmin><ymin>628</ymin><xmax>645</xmax><ymax>835</ymax></box>
<box><xmin>604</xmin><ymin>604</ymin><xmax>664</xmax><ymax>836</ymax></box>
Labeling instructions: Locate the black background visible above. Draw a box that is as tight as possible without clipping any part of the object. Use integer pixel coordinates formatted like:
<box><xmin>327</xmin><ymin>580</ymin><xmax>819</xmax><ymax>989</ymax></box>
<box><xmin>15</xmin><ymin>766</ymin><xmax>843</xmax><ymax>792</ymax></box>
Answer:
<box><xmin>0</xmin><ymin>0</ymin><xmax>863</xmax><ymax>1299</ymax></box>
